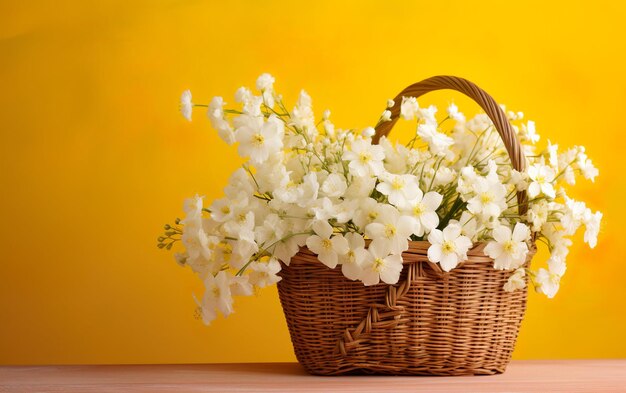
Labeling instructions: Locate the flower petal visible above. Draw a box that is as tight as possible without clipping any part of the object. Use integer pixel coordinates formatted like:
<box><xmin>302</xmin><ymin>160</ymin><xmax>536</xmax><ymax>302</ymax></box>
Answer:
<box><xmin>512</xmin><ymin>223</ymin><xmax>530</xmax><ymax>242</ymax></box>
<box><xmin>422</xmin><ymin>191</ymin><xmax>443</xmax><ymax>210</ymax></box>
<box><xmin>439</xmin><ymin>252</ymin><xmax>459</xmax><ymax>272</ymax></box>
<box><xmin>312</xmin><ymin>219</ymin><xmax>333</xmax><ymax>239</ymax></box>
<box><xmin>492</xmin><ymin>225</ymin><xmax>511</xmax><ymax>243</ymax></box>
<box><xmin>427</xmin><ymin>244</ymin><xmax>443</xmax><ymax>262</ymax></box>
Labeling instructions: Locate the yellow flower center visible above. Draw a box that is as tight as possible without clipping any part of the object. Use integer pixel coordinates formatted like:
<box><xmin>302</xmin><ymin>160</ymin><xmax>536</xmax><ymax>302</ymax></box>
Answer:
<box><xmin>480</xmin><ymin>192</ymin><xmax>493</xmax><ymax>204</ymax></box>
<box><xmin>373</xmin><ymin>257</ymin><xmax>385</xmax><ymax>272</ymax></box>
<box><xmin>549</xmin><ymin>272</ymin><xmax>560</xmax><ymax>283</ymax></box>
<box><xmin>253</xmin><ymin>133</ymin><xmax>265</xmax><ymax>146</ymax></box>
<box><xmin>384</xmin><ymin>224</ymin><xmax>397</xmax><ymax>238</ymax></box>
<box><xmin>220</xmin><ymin>242</ymin><xmax>233</xmax><ymax>261</ymax></box>
<box><xmin>358</xmin><ymin>151</ymin><xmax>371</xmax><ymax>163</ymax></box>
<box><xmin>391</xmin><ymin>178</ymin><xmax>404</xmax><ymax>190</ymax></box>
<box><xmin>503</xmin><ymin>240</ymin><xmax>515</xmax><ymax>253</ymax></box>
<box><xmin>413</xmin><ymin>203</ymin><xmax>425</xmax><ymax>217</ymax></box>
<box><xmin>212</xmin><ymin>286</ymin><xmax>221</xmax><ymax>297</ymax></box>
<box><xmin>221</xmin><ymin>206</ymin><xmax>231</xmax><ymax>215</ymax></box>
<box><xmin>367</xmin><ymin>211</ymin><xmax>378</xmax><ymax>221</ymax></box>
<box><xmin>321</xmin><ymin>238</ymin><xmax>333</xmax><ymax>250</ymax></box>
<box><xmin>346</xmin><ymin>250</ymin><xmax>355</xmax><ymax>263</ymax></box>
<box><xmin>442</xmin><ymin>240</ymin><xmax>456</xmax><ymax>254</ymax></box>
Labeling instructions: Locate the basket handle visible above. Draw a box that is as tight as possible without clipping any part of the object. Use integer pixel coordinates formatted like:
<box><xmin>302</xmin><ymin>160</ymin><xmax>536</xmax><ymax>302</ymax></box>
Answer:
<box><xmin>372</xmin><ymin>75</ymin><xmax>528</xmax><ymax>215</ymax></box>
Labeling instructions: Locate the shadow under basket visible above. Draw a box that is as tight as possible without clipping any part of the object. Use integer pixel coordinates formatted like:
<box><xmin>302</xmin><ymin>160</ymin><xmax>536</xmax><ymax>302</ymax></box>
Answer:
<box><xmin>277</xmin><ymin>242</ymin><xmax>534</xmax><ymax>376</ymax></box>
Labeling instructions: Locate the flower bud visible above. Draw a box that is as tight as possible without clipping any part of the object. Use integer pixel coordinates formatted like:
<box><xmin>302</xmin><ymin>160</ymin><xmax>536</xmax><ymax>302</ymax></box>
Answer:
<box><xmin>362</xmin><ymin>127</ymin><xmax>375</xmax><ymax>138</ymax></box>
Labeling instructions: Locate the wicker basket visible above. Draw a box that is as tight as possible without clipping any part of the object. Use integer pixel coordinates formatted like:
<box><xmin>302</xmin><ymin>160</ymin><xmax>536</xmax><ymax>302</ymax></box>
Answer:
<box><xmin>277</xmin><ymin>76</ymin><xmax>535</xmax><ymax>376</ymax></box>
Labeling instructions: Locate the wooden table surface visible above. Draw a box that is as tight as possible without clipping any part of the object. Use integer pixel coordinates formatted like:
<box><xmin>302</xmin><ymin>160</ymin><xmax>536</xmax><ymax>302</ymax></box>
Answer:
<box><xmin>1</xmin><ymin>360</ymin><xmax>625</xmax><ymax>392</ymax></box>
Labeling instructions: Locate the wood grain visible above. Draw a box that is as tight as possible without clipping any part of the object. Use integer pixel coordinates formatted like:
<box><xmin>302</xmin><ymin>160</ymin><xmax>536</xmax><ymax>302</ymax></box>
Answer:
<box><xmin>1</xmin><ymin>360</ymin><xmax>625</xmax><ymax>392</ymax></box>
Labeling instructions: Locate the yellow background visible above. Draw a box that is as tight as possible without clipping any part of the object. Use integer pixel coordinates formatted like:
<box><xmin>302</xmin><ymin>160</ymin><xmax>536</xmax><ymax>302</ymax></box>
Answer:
<box><xmin>1</xmin><ymin>0</ymin><xmax>624</xmax><ymax>365</ymax></box>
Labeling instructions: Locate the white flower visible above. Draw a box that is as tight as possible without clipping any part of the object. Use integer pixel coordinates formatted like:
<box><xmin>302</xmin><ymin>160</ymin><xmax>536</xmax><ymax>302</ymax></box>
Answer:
<box><xmin>522</xmin><ymin>120</ymin><xmax>539</xmax><ymax>143</ymax></box>
<box><xmin>305</xmin><ymin>220</ymin><xmax>349</xmax><ymax>269</ymax></box>
<box><xmin>466</xmin><ymin>113</ymin><xmax>492</xmax><ymax>133</ymax></box>
<box><xmin>527</xmin><ymin>164</ymin><xmax>556</xmax><ymax>199</ymax></box>
<box><xmin>344</xmin><ymin>175</ymin><xmax>376</xmax><ymax>200</ymax></box>
<box><xmin>466</xmin><ymin>176</ymin><xmax>507</xmax><ymax>220</ymax></box>
<box><xmin>534</xmin><ymin>257</ymin><xmax>566</xmax><ymax>298</ymax></box>
<box><xmin>291</xmin><ymin>90</ymin><xmax>315</xmax><ymax>131</ymax></box>
<box><xmin>334</xmin><ymin>199</ymin><xmax>359</xmax><ymax>224</ymax></box>
<box><xmin>583</xmin><ymin>209</ymin><xmax>602</xmax><ymax>248</ymax></box>
<box><xmin>181</xmin><ymin>226</ymin><xmax>213</xmax><ymax>262</ymax></box>
<box><xmin>386</xmin><ymin>98</ymin><xmax>395</xmax><ymax>108</ymax></box>
<box><xmin>273</xmin><ymin>234</ymin><xmax>305</xmax><ymax>265</ymax></box>
<box><xmin>249</xmin><ymin>257</ymin><xmax>282</xmax><ymax>288</ymax></box>
<box><xmin>449</xmin><ymin>211</ymin><xmax>479</xmax><ymax>240</ymax></box>
<box><xmin>210</xmin><ymin>193</ymin><xmax>248</xmax><ymax>223</ymax></box>
<box><xmin>417</xmin><ymin>123</ymin><xmax>454</xmax><ymax>155</ymax></box>
<box><xmin>195</xmin><ymin>271</ymin><xmax>252</xmax><ymax>325</ymax></box>
<box><xmin>224</xmin><ymin>168</ymin><xmax>255</xmax><ymax>198</ymax></box>
<box><xmin>561</xmin><ymin>197</ymin><xmax>586</xmax><ymax>235</ymax></box>
<box><xmin>359</xmin><ymin>239</ymin><xmax>403</xmax><ymax>286</ymax></box>
<box><xmin>256</xmin><ymin>73</ymin><xmax>275</xmax><ymax>91</ymax></box>
<box><xmin>376</xmin><ymin>173</ymin><xmax>420</xmax><ymax>206</ymax></box>
<box><xmin>527</xmin><ymin>199</ymin><xmax>549</xmax><ymax>232</ymax></box>
<box><xmin>400</xmin><ymin>96</ymin><xmax>419</xmax><ymax>120</ymax></box>
<box><xmin>343</xmin><ymin>139</ymin><xmax>385</xmax><ymax>177</ymax></box>
<box><xmin>180</xmin><ymin>90</ymin><xmax>193</xmax><ymax>121</ymax></box>
<box><xmin>380</xmin><ymin>110</ymin><xmax>392</xmax><ymax>122</ymax></box>
<box><xmin>181</xmin><ymin>194</ymin><xmax>204</xmax><ymax>226</ymax></box>
<box><xmin>227</xmin><ymin>239</ymin><xmax>258</xmax><ymax>270</ymax></box>
<box><xmin>504</xmin><ymin>268</ymin><xmax>526</xmax><ymax>292</ymax></box>
<box><xmin>427</xmin><ymin>224</ymin><xmax>472</xmax><ymax>272</ymax></box>
<box><xmin>256</xmin><ymin>213</ymin><xmax>306</xmax><ymax>265</ymax></box>
<box><xmin>364</xmin><ymin>206</ymin><xmax>415</xmax><ymax>254</ymax></box>
<box><xmin>542</xmin><ymin>224</ymin><xmax>572</xmax><ymax>261</ymax></box>
<box><xmin>380</xmin><ymin>137</ymin><xmax>410</xmax><ymax>173</ymax></box>
<box><xmin>321</xmin><ymin>173</ymin><xmax>347</xmax><ymax>198</ymax></box>
<box><xmin>447</xmin><ymin>102</ymin><xmax>465</xmax><ymax>122</ymax></box>
<box><xmin>310</xmin><ymin>196</ymin><xmax>339</xmax><ymax>221</ymax></box>
<box><xmin>510</xmin><ymin>169</ymin><xmax>528</xmax><ymax>192</ymax></box>
<box><xmin>458</xmin><ymin>166</ymin><xmax>478</xmax><ymax>195</ymax></box>
<box><xmin>397</xmin><ymin>190</ymin><xmax>442</xmax><ymax>237</ymax></box>
<box><xmin>223</xmin><ymin>211</ymin><xmax>255</xmax><ymax>243</ymax></box>
<box><xmin>547</xmin><ymin>140</ymin><xmax>559</xmax><ymax>169</ymax></box>
<box><xmin>353</xmin><ymin>198</ymin><xmax>384</xmax><ymax>229</ymax></box>
<box><xmin>235</xmin><ymin>86</ymin><xmax>252</xmax><ymax>103</ymax></box>
<box><xmin>362</xmin><ymin>126</ymin><xmax>376</xmax><ymax>138</ymax></box>
<box><xmin>433</xmin><ymin>167</ymin><xmax>456</xmax><ymax>187</ymax></box>
<box><xmin>577</xmin><ymin>151</ymin><xmax>599</xmax><ymax>182</ymax></box>
<box><xmin>236</xmin><ymin>115</ymin><xmax>284</xmax><ymax>164</ymax></box>
<box><xmin>208</xmin><ymin>96</ymin><xmax>235</xmax><ymax>144</ymax></box>
<box><xmin>259</xmin><ymin>80</ymin><xmax>275</xmax><ymax>108</ymax></box>
<box><xmin>484</xmin><ymin>223</ymin><xmax>531</xmax><ymax>270</ymax></box>
<box><xmin>298</xmin><ymin>172</ymin><xmax>320</xmax><ymax>207</ymax></box>
<box><xmin>339</xmin><ymin>233</ymin><xmax>368</xmax><ymax>280</ymax></box>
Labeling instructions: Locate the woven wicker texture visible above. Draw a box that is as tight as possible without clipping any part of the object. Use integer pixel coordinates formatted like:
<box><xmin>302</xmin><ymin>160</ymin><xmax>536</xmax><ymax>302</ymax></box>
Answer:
<box><xmin>277</xmin><ymin>76</ymin><xmax>534</xmax><ymax>375</ymax></box>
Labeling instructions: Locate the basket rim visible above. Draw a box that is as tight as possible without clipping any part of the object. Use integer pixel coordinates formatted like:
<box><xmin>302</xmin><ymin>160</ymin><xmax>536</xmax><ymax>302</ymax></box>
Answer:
<box><xmin>293</xmin><ymin>240</ymin><xmax>537</xmax><ymax>276</ymax></box>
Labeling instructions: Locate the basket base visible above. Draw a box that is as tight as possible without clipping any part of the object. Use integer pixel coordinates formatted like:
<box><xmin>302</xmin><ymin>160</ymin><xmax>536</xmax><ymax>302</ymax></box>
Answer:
<box><xmin>299</xmin><ymin>362</ymin><xmax>507</xmax><ymax>376</ymax></box>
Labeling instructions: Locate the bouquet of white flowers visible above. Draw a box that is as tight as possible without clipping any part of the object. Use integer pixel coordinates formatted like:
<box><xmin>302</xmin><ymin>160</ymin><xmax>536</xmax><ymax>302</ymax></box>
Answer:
<box><xmin>160</xmin><ymin>75</ymin><xmax>601</xmax><ymax>375</ymax></box>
